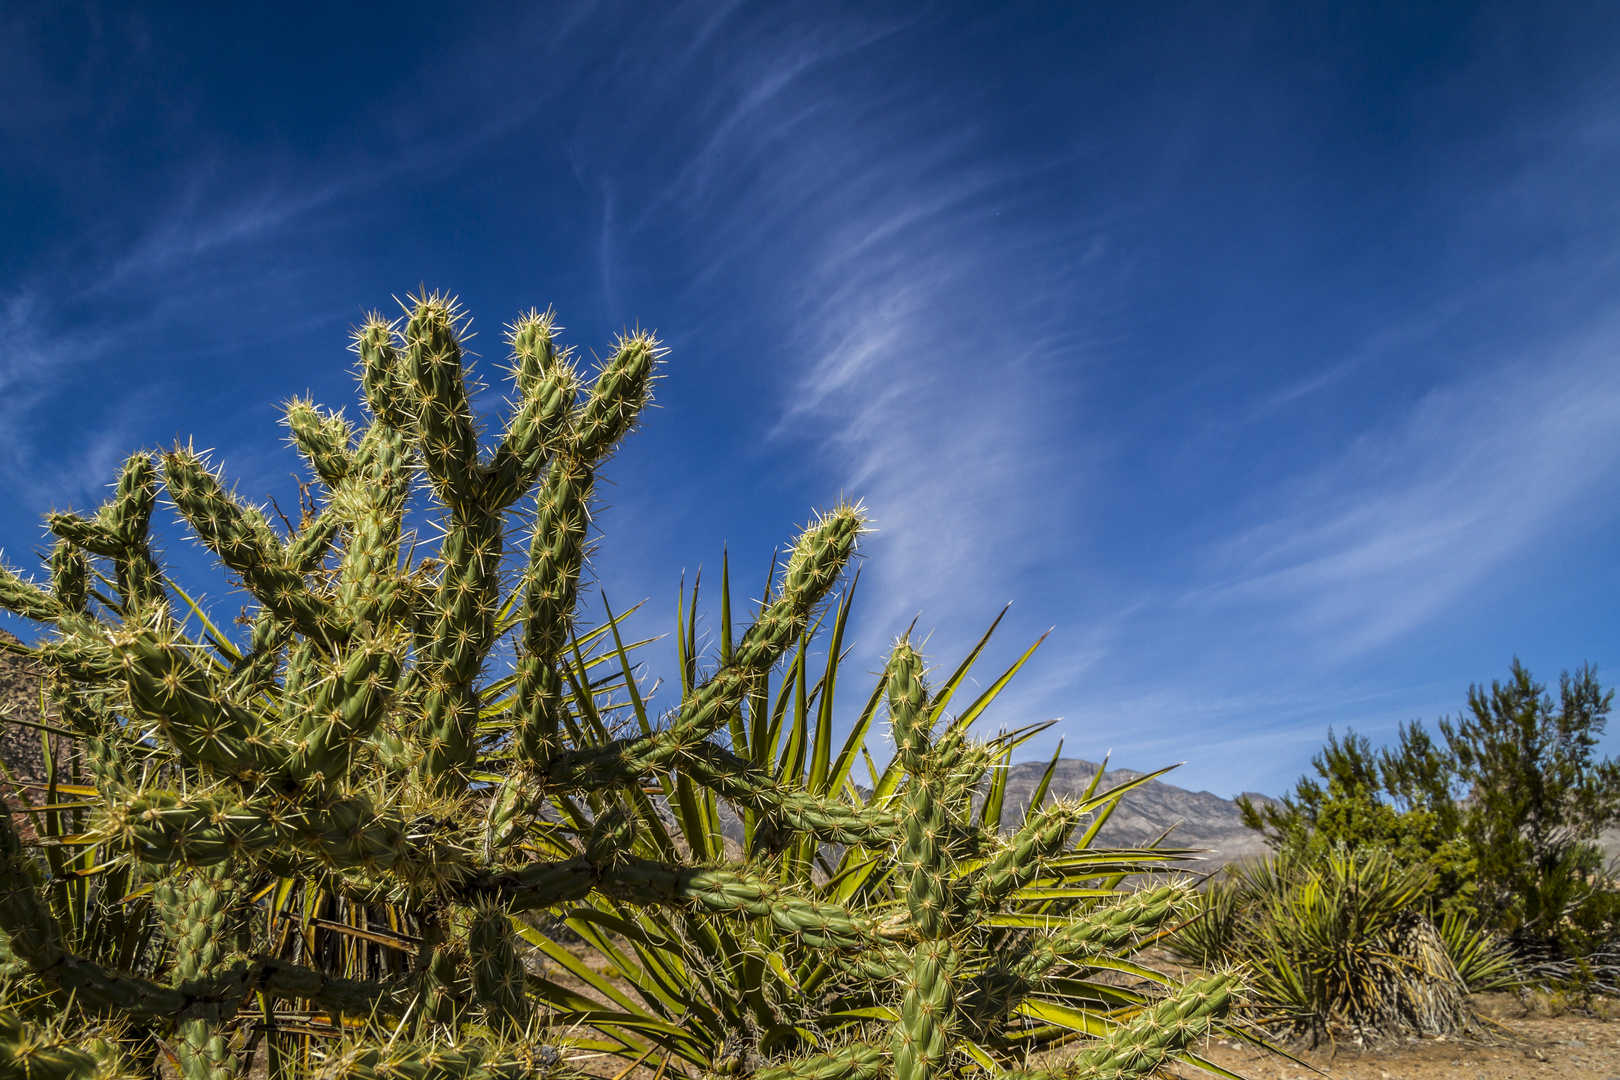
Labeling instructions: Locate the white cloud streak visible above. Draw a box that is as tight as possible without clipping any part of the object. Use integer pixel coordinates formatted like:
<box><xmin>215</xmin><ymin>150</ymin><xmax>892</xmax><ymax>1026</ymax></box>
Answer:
<box><xmin>1195</xmin><ymin>325</ymin><xmax>1620</xmax><ymax>657</ymax></box>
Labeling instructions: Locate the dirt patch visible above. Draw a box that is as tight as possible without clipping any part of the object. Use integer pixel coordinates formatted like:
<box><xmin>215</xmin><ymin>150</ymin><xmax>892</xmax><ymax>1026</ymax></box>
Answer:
<box><xmin>0</xmin><ymin>629</ymin><xmax>47</xmax><ymax>787</ymax></box>
<box><xmin>1190</xmin><ymin>996</ymin><xmax>1620</xmax><ymax>1079</ymax></box>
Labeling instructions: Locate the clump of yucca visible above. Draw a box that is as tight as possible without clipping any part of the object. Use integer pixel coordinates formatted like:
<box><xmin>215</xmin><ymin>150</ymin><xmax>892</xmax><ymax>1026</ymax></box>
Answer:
<box><xmin>0</xmin><ymin>292</ymin><xmax>1234</xmax><ymax>1080</ymax></box>
<box><xmin>1169</xmin><ymin>846</ymin><xmax>1512</xmax><ymax>1046</ymax></box>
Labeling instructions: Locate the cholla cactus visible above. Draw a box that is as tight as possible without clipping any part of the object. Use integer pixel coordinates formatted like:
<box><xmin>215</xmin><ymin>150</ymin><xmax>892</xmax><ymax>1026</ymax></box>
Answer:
<box><xmin>0</xmin><ymin>293</ymin><xmax>1238</xmax><ymax>1080</ymax></box>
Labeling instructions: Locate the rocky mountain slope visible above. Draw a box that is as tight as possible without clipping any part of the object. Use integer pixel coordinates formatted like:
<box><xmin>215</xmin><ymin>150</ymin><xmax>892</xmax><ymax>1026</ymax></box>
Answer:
<box><xmin>0</xmin><ymin>630</ymin><xmax>48</xmax><ymax>789</ymax></box>
<box><xmin>995</xmin><ymin>758</ymin><xmax>1275</xmax><ymax>870</ymax></box>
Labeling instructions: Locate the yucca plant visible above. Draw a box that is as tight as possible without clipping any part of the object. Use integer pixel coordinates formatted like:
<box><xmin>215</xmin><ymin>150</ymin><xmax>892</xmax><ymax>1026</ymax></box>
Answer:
<box><xmin>522</xmin><ymin>574</ymin><xmax>1239</xmax><ymax>1080</ymax></box>
<box><xmin>1170</xmin><ymin>846</ymin><xmax>1511</xmax><ymax>1046</ymax></box>
<box><xmin>0</xmin><ymin>291</ymin><xmax>1239</xmax><ymax>1080</ymax></box>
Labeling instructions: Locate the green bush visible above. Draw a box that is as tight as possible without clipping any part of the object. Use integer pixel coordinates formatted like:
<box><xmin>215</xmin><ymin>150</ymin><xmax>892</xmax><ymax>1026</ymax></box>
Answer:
<box><xmin>1239</xmin><ymin>660</ymin><xmax>1620</xmax><ymax>957</ymax></box>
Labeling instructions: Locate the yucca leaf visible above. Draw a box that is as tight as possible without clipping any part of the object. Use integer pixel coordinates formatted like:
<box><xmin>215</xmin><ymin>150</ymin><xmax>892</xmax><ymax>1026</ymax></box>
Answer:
<box><xmin>925</xmin><ymin>603</ymin><xmax>1009</xmax><ymax>725</ymax></box>
<box><xmin>672</xmin><ymin>772</ymin><xmax>711</xmax><ymax>863</ymax></box>
<box><xmin>1014</xmin><ymin>998</ymin><xmax>1118</xmax><ymax>1036</ymax></box>
<box><xmin>808</xmin><ymin>582</ymin><xmax>855</xmax><ymax>796</ymax></box>
<box><xmin>978</xmin><ymin>743</ymin><xmax>1012</xmax><ymax>831</ymax></box>
<box><xmin>1021</xmin><ymin>739</ymin><xmax>1065</xmax><ymax>824</ymax></box>
<box><xmin>778</xmin><ymin>634</ymin><xmax>810</xmax><ymax>784</ymax></box>
<box><xmin>955</xmin><ymin>1040</ymin><xmax>1003</xmax><ymax>1073</ymax></box>
<box><xmin>603</xmin><ymin>592</ymin><xmax>655</xmax><ymax>737</ymax></box>
<box><xmin>826</xmin><ymin>660</ymin><xmax>885</xmax><ymax>806</ymax></box>
<box><xmin>168</xmin><ymin>580</ymin><xmax>244</xmax><ymax>664</ymax></box>
<box><xmin>515</xmin><ymin>921</ymin><xmax>646</xmax><ymax>1014</ymax></box>
<box><xmin>946</xmin><ymin>627</ymin><xmax>1048</xmax><ymax>733</ymax></box>
<box><xmin>1170</xmin><ymin>1052</ymin><xmax>1250</xmax><ymax>1080</ymax></box>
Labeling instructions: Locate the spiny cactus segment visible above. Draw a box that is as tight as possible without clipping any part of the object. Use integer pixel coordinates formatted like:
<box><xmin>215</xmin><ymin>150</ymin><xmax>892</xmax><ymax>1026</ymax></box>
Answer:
<box><xmin>0</xmin><ymin>293</ymin><xmax>1233</xmax><ymax>1080</ymax></box>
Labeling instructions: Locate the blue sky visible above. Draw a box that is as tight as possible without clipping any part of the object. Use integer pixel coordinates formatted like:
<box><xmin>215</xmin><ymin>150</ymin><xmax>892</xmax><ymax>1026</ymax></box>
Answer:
<box><xmin>5</xmin><ymin>3</ymin><xmax>1620</xmax><ymax>797</ymax></box>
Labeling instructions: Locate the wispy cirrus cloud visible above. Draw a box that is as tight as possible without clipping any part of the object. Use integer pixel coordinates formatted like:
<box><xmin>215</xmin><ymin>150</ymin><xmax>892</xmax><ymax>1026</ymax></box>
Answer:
<box><xmin>1021</xmin><ymin>311</ymin><xmax>1620</xmax><ymax>794</ymax></box>
<box><xmin>1196</xmin><ymin>327</ymin><xmax>1620</xmax><ymax>657</ymax></box>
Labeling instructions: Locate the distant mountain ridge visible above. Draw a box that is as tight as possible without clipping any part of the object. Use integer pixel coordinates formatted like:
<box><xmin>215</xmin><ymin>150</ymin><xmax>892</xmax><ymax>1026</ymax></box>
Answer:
<box><xmin>994</xmin><ymin>759</ymin><xmax>1276</xmax><ymax>869</ymax></box>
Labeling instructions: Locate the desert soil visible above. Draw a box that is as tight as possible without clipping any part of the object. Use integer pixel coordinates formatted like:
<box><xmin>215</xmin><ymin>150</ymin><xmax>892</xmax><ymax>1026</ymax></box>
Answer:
<box><xmin>1191</xmin><ymin>1000</ymin><xmax>1620</xmax><ymax>1080</ymax></box>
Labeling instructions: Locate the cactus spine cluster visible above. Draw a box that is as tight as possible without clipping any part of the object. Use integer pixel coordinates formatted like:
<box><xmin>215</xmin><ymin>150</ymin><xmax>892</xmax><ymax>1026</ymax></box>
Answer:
<box><xmin>0</xmin><ymin>292</ymin><xmax>1236</xmax><ymax>1080</ymax></box>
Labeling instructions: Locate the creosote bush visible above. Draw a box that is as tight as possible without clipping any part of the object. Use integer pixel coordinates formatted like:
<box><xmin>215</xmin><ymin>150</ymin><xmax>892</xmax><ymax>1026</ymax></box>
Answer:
<box><xmin>0</xmin><ymin>292</ymin><xmax>1234</xmax><ymax>1080</ymax></box>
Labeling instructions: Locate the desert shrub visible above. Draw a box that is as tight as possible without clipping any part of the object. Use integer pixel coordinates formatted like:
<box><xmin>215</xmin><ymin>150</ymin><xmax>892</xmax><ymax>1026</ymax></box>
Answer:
<box><xmin>1240</xmin><ymin>661</ymin><xmax>1620</xmax><ymax>972</ymax></box>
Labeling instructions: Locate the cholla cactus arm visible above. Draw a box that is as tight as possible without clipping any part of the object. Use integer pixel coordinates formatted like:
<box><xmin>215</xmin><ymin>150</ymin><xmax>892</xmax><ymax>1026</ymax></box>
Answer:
<box><xmin>285</xmin><ymin>399</ymin><xmax>356</xmax><ymax>487</ymax></box>
<box><xmin>1010</xmin><ymin>884</ymin><xmax>1189</xmax><ymax>980</ymax></box>
<box><xmin>253</xmin><ymin>959</ymin><xmax>414</xmax><ymax>1016</ymax></box>
<box><xmin>465</xmin><ymin>902</ymin><xmax>532</xmax><ymax>1033</ymax></box>
<box><xmin>0</xmin><ymin>808</ymin><xmax>186</xmax><ymax>1017</ymax></box>
<box><xmin>0</xmin><ymin>561</ymin><xmax>64</xmax><ymax>622</ymax></box>
<box><xmin>414</xmin><ymin>909</ymin><xmax>468</xmax><ymax>1025</ymax></box>
<box><xmin>109</xmin><ymin>631</ymin><xmax>289</xmax><ymax>781</ymax></box>
<box><xmin>288</xmin><ymin>632</ymin><xmax>404</xmax><ymax>784</ymax></box>
<box><xmin>398</xmin><ymin>295</ymin><xmax>542</xmax><ymax>791</ymax></box>
<box><xmin>316</xmin><ymin>1039</ymin><xmax>574</xmax><ymax>1080</ymax></box>
<box><xmin>356</xmin><ymin>313</ymin><xmax>414</xmax><ymax>431</ymax></box>
<box><xmin>95</xmin><ymin>785</ymin><xmax>473</xmax><ymax>884</ymax></box>
<box><xmin>529</xmin><ymin>507</ymin><xmax>863</xmax><ymax>799</ymax></box>
<box><xmin>224</xmin><ymin>609</ymin><xmax>289</xmax><ymax>702</ymax></box>
<box><xmin>476</xmin><ymin>855</ymin><xmax>880</xmax><ymax>948</ymax></box>
<box><xmin>889</xmin><ymin>646</ymin><xmax>952</xmax><ymax>942</ymax></box>
<box><xmin>160</xmin><ymin>866</ymin><xmax>245</xmax><ymax>1080</ymax></box>
<box><xmin>887</xmin><ymin>641</ymin><xmax>930</xmax><ymax>777</ymax></box>
<box><xmin>884</xmin><ymin>640</ymin><xmax>965</xmax><ymax>1080</ymax></box>
<box><xmin>414</xmin><ymin>508</ymin><xmax>502</xmax><ymax>789</ymax></box>
<box><xmin>956</xmin><ymin>884</ymin><xmax>1191</xmax><ymax>1038</ymax></box>
<box><xmin>37</xmin><ymin>615</ymin><xmax>123</xmax><ymax>682</ymax></box>
<box><xmin>0</xmin><ymin>808</ymin><xmax>67</xmax><ymax>974</ymax></box>
<box><xmin>288</xmin><ymin>510</ymin><xmax>343</xmax><ymax>574</ymax></box>
<box><xmin>163</xmin><ymin>447</ymin><xmax>340</xmax><ymax>641</ymax></box>
<box><xmin>567</xmin><ymin>330</ymin><xmax>658</xmax><ymax>463</ymax></box>
<box><xmin>404</xmin><ymin>295</ymin><xmax>480</xmax><ymax>510</ymax></box>
<box><xmin>732</xmin><ymin>507</ymin><xmax>861</xmax><ymax>675</ymax></box>
<box><xmin>495</xmin><ymin>334</ymin><xmax>676</xmax><ymax>839</ymax></box>
<box><xmin>676</xmin><ymin>742</ymin><xmax>898</xmax><ymax>846</ymax></box>
<box><xmin>51</xmin><ymin>678</ymin><xmax>131</xmax><ymax>789</ymax></box>
<box><xmin>47</xmin><ymin>454</ymin><xmax>167</xmax><ymax>615</ymax></box>
<box><xmin>1003</xmin><ymin>973</ymin><xmax>1239</xmax><ymax>1080</ymax></box>
<box><xmin>6</xmin><ymin>799</ymin><xmax>416</xmax><ymax>1025</ymax></box>
<box><xmin>752</xmin><ymin>1043</ymin><xmax>886</xmax><ymax>1080</ymax></box>
<box><xmin>967</xmin><ymin>801</ymin><xmax>1085</xmax><ymax>911</ymax></box>
<box><xmin>935</xmin><ymin>739</ymin><xmax>998</xmax><ymax>815</ymax></box>
<box><xmin>0</xmin><ymin>1012</ymin><xmax>143</xmax><ymax>1080</ymax></box>
<box><xmin>507</xmin><ymin>329</ymin><xmax>655</xmax><ymax>773</ymax></box>
<box><xmin>509</xmin><ymin>455</ymin><xmax>589</xmax><ymax>769</ymax></box>
<box><xmin>106</xmin><ymin>452</ymin><xmax>167</xmax><ymax>612</ymax></box>
<box><xmin>42</xmin><ymin>511</ymin><xmax>116</xmax><ymax>558</ymax></box>
<box><xmin>331</xmin><ymin>430</ymin><xmax>412</xmax><ymax>638</ymax></box>
<box><xmin>479</xmin><ymin>309</ymin><xmax>578</xmax><ymax>511</ymax></box>
<box><xmin>50</xmin><ymin>540</ymin><xmax>89</xmax><ymax>613</ymax></box>
<box><xmin>598</xmin><ymin>864</ymin><xmax>880</xmax><ymax>950</ymax></box>
<box><xmin>891</xmin><ymin>940</ymin><xmax>957</xmax><ymax>1080</ymax></box>
<box><xmin>470</xmin><ymin>855</ymin><xmax>598</xmax><ymax>910</ymax></box>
